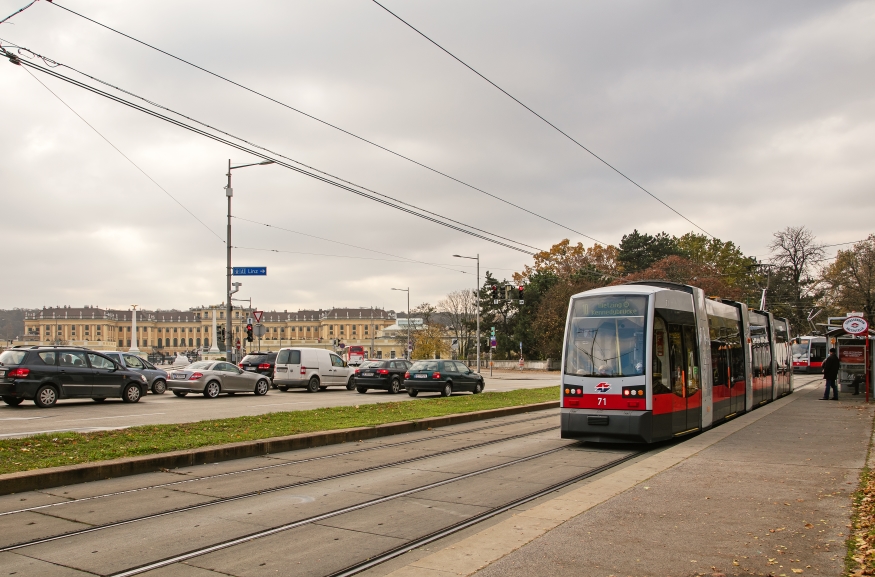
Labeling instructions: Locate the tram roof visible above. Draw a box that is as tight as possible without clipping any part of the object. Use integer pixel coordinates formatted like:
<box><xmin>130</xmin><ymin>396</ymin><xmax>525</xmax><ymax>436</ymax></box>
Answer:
<box><xmin>569</xmin><ymin>282</ymin><xmax>679</xmax><ymax>300</ymax></box>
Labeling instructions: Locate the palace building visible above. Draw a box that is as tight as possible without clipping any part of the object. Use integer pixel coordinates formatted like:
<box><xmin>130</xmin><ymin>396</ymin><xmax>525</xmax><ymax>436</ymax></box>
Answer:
<box><xmin>19</xmin><ymin>304</ymin><xmax>400</xmax><ymax>359</ymax></box>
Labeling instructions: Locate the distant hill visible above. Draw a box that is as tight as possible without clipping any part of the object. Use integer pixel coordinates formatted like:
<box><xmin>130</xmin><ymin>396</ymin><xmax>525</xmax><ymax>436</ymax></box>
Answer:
<box><xmin>0</xmin><ymin>309</ymin><xmax>29</xmax><ymax>340</ymax></box>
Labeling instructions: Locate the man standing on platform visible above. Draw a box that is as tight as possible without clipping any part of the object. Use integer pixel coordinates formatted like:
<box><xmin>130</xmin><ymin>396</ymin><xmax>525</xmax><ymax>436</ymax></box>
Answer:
<box><xmin>820</xmin><ymin>347</ymin><xmax>840</xmax><ymax>400</ymax></box>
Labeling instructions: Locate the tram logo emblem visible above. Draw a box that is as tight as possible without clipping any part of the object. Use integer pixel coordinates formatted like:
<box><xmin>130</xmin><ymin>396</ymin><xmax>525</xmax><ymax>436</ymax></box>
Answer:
<box><xmin>595</xmin><ymin>382</ymin><xmax>611</xmax><ymax>392</ymax></box>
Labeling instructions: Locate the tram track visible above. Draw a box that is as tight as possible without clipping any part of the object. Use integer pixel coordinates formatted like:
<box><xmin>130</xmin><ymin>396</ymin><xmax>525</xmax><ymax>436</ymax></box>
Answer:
<box><xmin>109</xmin><ymin>446</ymin><xmax>646</xmax><ymax>577</ymax></box>
<box><xmin>3</xmin><ymin>411</ymin><xmax>557</xmax><ymax>518</ymax></box>
<box><xmin>0</xmin><ymin>423</ymin><xmax>561</xmax><ymax>552</ymax></box>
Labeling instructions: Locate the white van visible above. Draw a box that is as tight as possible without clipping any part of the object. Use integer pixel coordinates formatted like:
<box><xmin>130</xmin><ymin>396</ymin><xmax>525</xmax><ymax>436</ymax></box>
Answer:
<box><xmin>273</xmin><ymin>347</ymin><xmax>355</xmax><ymax>393</ymax></box>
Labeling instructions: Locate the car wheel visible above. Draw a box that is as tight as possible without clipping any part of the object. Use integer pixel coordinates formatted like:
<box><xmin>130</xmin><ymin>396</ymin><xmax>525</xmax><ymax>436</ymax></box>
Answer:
<box><xmin>92</xmin><ymin>398</ymin><xmax>107</xmax><ymax>403</ymax></box>
<box><xmin>473</xmin><ymin>381</ymin><xmax>484</xmax><ymax>394</ymax></box>
<box><xmin>151</xmin><ymin>379</ymin><xmax>167</xmax><ymax>395</ymax></box>
<box><xmin>173</xmin><ymin>391</ymin><xmax>188</xmax><ymax>397</ymax></box>
<box><xmin>389</xmin><ymin>376</ymin><xmax>402</xmax><ymax>395</ymax></box>
<box><xmin>203</xmin><ymin>381</ymin><xmax>221</xmax><ymax>398</ymax></box>
<box><xmin>356</xmin><ymin>386</ymin><xmax>368</xmax><ymax>394</ymax></box>
<box><xmin>440</xmin><ymin>382</ymin><xmax>453</xmax><ymax>397</ymax></box>
<box><xmin>254</xmin><ymin>379</ymin><xmax>269</xmax><ymax>396</ymax></box>
<box><xmin>34</xmin><ymin>385</ymin><xmax>58</xmax><ymax>408</ymax></box>
<box><xmin>346</xmin><ymin>376</ymin><xmax>356</xmax><ymax>391</ymax></box>
<box><xmin>306</xmin><ymin>377</ymin><xmax>320</xmax><ymax>393</ymax></box>
<box><xmin>407</xmin><ymin>388</ymin><xmax>419</xmax><ymax>397</ymax></box>
<box><xmin>2</xmin><ymin>396</ymin><xmax>23</xmax><ymax>406</ymax></box>
<box><xmin>277</xmin><ymin>386</ymin><xmax>289</xmax><ymax>392</ymax></box>
<box><xmin>122</xmin><ymin>383</ymin><xmax>142</xmax><ymax>403</ymax></box>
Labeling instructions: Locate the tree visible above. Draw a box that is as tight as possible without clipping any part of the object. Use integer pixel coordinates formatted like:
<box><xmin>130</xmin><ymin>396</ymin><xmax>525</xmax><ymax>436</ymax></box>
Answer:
<box><xmin>397</xmin><ymin>303</ymin><xmax>451</xmax><ymax>360</ymax></box>
<box><xmin>437</xmin><ymin>289</ymin><xmax>477</xmax><ymax>358</ymax></box>
<box><xmin>618</xmin><ymin>255</ymin><xmax>743</xmax><ymax>299</ymax></box>
<box><xmin>515</xmin><ymin>239</ymin><xmax>619</xmax><ymax>284</ymax></box>
<box><xmin>822</xmin><ymin>235</ymin><xmax>875</xmax><ymax>321</ymax></box>
<box><xmin>617</xmin><ymin>230</ymin><xmax>681</xmax><ymax>274</ymax></box>
<box><xmin>768</xmin><ymin>226</ymin><xmax>825</xmax><ymax>305</ymax></box>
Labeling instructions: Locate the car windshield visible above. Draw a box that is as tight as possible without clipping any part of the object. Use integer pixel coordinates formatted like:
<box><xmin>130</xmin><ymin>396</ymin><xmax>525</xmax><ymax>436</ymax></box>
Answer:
<box><xmin>360</xmin><ymin>361</ymin><xmax>387</xmax><ymax>368</ymax></box>
<box><xmin>410</xmin><ymin>361</ymin><xmax>440</xmax><ymax>371</ymax></box>
<box><xmin>564</xmin><ymin>295</ymin><xmax>647</xmax><ymax>377</ymax></box>
<box><xmin>241</xmin><ymin>355</ymin><xmax>266</xmax><ymax>364</ymax></box>
<box><xmin>0</xmin><ymin>351</ymin><xmax>27</xmax><ymax>365</ymax></box>
<box><xmin>186</xmin><ymin>361</ymin><xmax>214</xmax><ymax>370</ymax></box>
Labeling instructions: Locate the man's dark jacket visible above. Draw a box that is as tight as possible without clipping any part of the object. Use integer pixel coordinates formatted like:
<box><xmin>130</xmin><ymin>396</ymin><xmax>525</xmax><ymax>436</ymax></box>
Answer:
<box><xmin>822</xmin><ymin>353</ymin><xmax>840</xmax><ymax>380</ymax></box>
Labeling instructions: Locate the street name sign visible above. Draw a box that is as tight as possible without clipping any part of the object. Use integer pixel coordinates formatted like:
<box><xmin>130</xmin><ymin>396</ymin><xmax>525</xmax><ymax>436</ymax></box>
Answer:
<box><xmin>232</xmin><ymin>267</ymin><xmax>267</xmax><ymax>276</ymax></box>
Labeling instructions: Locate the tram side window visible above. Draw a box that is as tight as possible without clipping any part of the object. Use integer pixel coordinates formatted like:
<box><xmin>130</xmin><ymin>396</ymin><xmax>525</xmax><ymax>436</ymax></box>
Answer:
<box><xmin>652</xmin><ymin>316</ymin><xmax>671</xmax><ymax>394</ymax></box>
<box><xmin>709</xmin><ymin>315</ymin><xmax>743</xmax><ymax>387</ymax></box>
<box><xmin>668</xmin><ymin>325</ymin><xmax>685</xmax><ymax>397</ymax></box>
<box><xmin>683</xmin><ymin>325</ymin><xmax>700</xmax><ymax>396</ymax></box>
<box><xmin>750</xmin><ymin>326</ymin><xmax>772</xmax><ymax>377</ymax></box>
<box><xmin>810</xmin><ymin>342</ymin><xmax>826</xmax><ymax>363</ymax></box>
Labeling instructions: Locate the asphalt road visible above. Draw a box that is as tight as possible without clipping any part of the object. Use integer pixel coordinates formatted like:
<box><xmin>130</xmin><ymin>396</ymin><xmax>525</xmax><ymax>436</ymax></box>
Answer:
<box><xmin>0</xmin><ymin>409</ymin><xmax>641</xmax><ymax>577</ymax></box>
<box><xmin>0</xmin><ymin>370</ymin><xmax>559</xmax><ymax>438</ymax></box>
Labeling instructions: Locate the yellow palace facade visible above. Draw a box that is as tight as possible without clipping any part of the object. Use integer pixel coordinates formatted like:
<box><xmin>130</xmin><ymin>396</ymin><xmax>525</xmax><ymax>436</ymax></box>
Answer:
<box><xmin>18</xmin><ymin>305</ymin><xmax>400</xmax><ymax>358</ymax></box>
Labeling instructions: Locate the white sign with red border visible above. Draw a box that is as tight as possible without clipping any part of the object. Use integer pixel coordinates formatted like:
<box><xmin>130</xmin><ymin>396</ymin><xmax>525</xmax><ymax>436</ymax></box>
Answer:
<box><xmin>843</xmin><ymin>316</ymin><xmax>869</xmax><ymax>335</ymax></box>
<box><xmin>253</xmin><ymin>310</ymin><xmax>263</xmax><ymax>323</ymax></box>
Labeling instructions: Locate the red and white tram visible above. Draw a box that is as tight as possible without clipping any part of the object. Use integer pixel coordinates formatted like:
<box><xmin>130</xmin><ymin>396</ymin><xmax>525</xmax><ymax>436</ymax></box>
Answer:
<box><xmin>791</xmin><ymin>336</ymin><xmax>827</xmax><ymax>373</ymax></box>
<box><xmin>560</xmin><ymin>282</ymin><xmax>792</xmax><ymax>443</ymax></box>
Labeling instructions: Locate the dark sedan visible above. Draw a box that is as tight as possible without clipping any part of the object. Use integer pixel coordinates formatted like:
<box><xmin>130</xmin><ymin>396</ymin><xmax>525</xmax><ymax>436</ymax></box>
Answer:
<box><xmin>354</xmin><ymin>359</ymin><xmax>412</xmax><ymax>394</ymax></box>
<box><xmin>239</xmin><ymin>352</ymin><xmax>278</xmax><ymax>386</ymax></box>
<box><xmin>403</xmin><ymin>360</ymin><xmax>484</xmax><ymax>397</ymax></box>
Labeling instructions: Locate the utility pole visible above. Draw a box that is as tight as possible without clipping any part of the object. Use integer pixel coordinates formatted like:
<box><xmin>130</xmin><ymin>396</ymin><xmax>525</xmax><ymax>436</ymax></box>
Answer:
<box><xmin>453</xmin><ymin>254</ymin><xmax>481</xmax><ymax>372</ymax></box>
<box><xmin>392</xmin><ymin>287</ymin><xmax>411</xmax><ymax>359</ymax></box>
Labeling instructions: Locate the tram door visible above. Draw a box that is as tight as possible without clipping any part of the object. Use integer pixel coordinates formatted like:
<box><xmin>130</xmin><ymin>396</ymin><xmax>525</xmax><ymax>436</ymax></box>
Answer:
<box><xmin>668</xmin><ymin>324</ymin><xmax>702</xmax><ymax>434</ymax></box>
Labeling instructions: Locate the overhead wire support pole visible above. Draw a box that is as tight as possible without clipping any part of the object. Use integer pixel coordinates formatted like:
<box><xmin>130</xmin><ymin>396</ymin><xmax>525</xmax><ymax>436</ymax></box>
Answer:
<box><xmin>370</xmin><ymin>0</ymin><xmax>715</xmax><ymax>239</ymax></box>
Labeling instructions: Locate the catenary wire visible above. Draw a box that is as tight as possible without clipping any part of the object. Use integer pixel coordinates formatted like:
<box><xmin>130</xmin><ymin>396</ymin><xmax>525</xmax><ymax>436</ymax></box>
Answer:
<box><xmin>233</xmin><ymin>246</ymin><xmax>471</xmax><ymax>273</ymax></box>
<box><xmin>370</xmin><ymin>0</ymin><xmax>715</xmax><ymax>239</ymax></box>
<box><xmin>4</xmin><ymin>52</ymin><xmax>538</xmax><ymax>255</ymax></box>
<box><xmin>46</xmin><ymin>0</ymin><xmax>607</xmax><ymax>246</ymax></box>
<box><xmin>232</xmin><ymin>215</ymin><xmax>471</xmax><ymax>274</ymax></box>
<box><xmin>18</xmin><ymin>64</ymin><xmax>225</xmax><ymax>242</ymax></box>
<box><xmin>0</xmin><ymin>0</ymin><xmax>37</xmax><ymax>25</ymax></box>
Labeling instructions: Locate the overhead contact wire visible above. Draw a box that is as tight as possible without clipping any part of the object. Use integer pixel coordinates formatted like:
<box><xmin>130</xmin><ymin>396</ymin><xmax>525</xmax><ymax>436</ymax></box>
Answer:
<box><xmin>370</xmin><ymin>0</ymin><xmax>715</xmax><ymax>239</ymax></box>
<box><xmin>8</xmin><ymin>56</ymin><xmax>536</xmax><ymax>255</ymax></box>
<box><xmin>48</xmin><ymin>1</ymin><xmax>604</xmax><ymax>245</ymax></box>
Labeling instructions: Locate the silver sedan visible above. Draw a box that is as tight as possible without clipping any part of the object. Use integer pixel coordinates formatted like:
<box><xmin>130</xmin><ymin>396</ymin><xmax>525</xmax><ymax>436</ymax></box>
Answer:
<box><xmin>167</xmin><ymin>361</ymin><xmax>270</xmax><ymax>398</ymax></box>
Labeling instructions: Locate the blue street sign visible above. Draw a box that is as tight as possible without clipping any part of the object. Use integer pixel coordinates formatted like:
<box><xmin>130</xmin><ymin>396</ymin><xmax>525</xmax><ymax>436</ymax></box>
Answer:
<box><xmin>232</xmin><ymin>267</ymin><xmax>267</xmax><ymax>276</ymax></box>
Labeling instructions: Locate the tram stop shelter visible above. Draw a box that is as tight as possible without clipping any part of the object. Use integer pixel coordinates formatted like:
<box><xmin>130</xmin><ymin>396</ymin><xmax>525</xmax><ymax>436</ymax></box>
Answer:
<box><xmin>825</xmin><ymin>319</ymin><xmax>874</xmax><ymax>399</ymax></box>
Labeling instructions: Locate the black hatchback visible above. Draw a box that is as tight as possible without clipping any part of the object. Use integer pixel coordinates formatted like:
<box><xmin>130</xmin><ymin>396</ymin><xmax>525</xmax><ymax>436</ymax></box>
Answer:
<box><xmin>354</xmin><ymin>359</ymin><xmax>412</xmax><ymax>394</ymax></box>
<box><xmin>403</xmin><ymin>360</ymin><xmax>485</xmax><ymax>397</ymax></box>
<box><xmin>0</xmin><ymin>347</ymin><xmax>149</xmax><ymax>408</ymax></box>
<box><xmin>239</xmin><ymin>352</ymin><xmax>278</xmax><ymax>385</ymax></box>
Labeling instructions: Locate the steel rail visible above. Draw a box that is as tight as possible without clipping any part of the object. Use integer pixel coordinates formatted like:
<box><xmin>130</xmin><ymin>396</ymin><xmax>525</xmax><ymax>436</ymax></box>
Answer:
<box><xmin>1</xmin><ymin>411</ymin><xmax>556</xmax><ymax>517</ymax></box>
<box><xmin>0</xmin><ymin>425</ymin><xmax>560</xmax><ymax>553</ymax></box>
<box><xmin>108</xmin><ymin>445</ymin><xmax>574</xmax><ymax>577</ymax></box>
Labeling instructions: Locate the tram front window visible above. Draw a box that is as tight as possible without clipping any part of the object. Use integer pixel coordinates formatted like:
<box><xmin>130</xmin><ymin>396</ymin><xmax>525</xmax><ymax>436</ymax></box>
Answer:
<box><xmin>565</xmin><ymin>295</ymin><xmax>647</xmax><ymax>377</ymax></box>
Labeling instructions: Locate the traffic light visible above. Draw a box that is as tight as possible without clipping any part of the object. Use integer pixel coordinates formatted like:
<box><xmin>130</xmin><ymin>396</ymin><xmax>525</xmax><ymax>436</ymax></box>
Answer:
<box><xmin>246</xmin><ymin>324</ymin><xmax>253</xmax><ymax>343</ymax></box>
<box><xmin>504</xmin><ymin>285</ymin><xmax>514</xmax><ymax>301</ymax></box>
<box><xmin>518</xmin><ymin>285</ymin><xmax>525</xmax><ymax>304</ymax></box>
<box><xmin>491</xmin><ymin>285</ymin><xmax>498</xmax><ymax>303</ymax></box>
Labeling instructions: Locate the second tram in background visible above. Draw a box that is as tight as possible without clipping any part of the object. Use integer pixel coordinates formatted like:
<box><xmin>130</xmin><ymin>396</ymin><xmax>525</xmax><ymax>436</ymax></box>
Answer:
<box><xmin>791</xmin><ymin>335</ymin><xmax>827</xmax><ymax>373</ymax></box>
<box><xmin>560</xmin><ymin>281</ymin><xmax>792</xmax><ymax>444</ymax></box>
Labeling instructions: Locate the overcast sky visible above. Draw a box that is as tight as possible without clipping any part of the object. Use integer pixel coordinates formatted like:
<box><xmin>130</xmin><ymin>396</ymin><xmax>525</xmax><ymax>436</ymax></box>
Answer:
<box><xmin>1</xmin><ymin>0</ymin><xmax>872</xmax><ymax>313</ymax></box>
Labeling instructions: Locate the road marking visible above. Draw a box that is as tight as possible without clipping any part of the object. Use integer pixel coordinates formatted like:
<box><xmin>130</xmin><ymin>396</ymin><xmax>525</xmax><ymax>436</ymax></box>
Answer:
<box><xmin>0</xmin><ymin>415</ymin><xmax>58</xmax><ymax>421</ymax></box>
<box><xmin>53</xmin><ymin>413</ymin><xmax>165</xmax><ymax>424</ymax></box>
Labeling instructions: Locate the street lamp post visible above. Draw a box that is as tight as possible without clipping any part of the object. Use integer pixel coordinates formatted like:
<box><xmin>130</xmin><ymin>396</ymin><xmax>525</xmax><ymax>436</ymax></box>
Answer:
<box><xmin>453</xmin><ymin>254</ymin><xmax>480</xmax><ymax>373</ymax></box>
<box><xmin>391</xmin><ymin>287</ymin><xmax>410</xmax><ymax>360</ymax></box>
<box><xmin>224</xmin><ymin>159</ymin><xmax>273</xmax><ymax>363</ymax></box>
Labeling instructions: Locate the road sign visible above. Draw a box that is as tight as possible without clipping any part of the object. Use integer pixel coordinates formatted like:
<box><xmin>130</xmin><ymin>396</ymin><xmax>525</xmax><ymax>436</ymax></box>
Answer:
<box><xmin>844</xmin><ymin>317</ymin><xmax>869</xmax><ymax>335</ymax></box>
<box><xmin>254</xmin><ymin>325</ymin><xmax>266</xmax><ymax>338</ymax></box>
<box><xmin>232</xmin><ymin>267</ymin><xmax>267</xmax><ymax>276</ymax></box>
<box><xmin>253</xmin><ymin>310</ymin><xmax>263</xmax><ymax>323</ymax></box>
<box><xmin>246</xmin><ymin>317</ymin><xmax>254</xmax><ymax>326</ymax></box>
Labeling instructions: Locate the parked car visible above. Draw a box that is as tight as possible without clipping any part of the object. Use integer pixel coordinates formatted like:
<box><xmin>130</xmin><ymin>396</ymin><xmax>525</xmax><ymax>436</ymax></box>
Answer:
<box><xmin>238</xmin><ymin>352</ymin><xmax>278</xmax><ymax>386</ymax></box>
<box><xmin>103</xmin><ymin>351</ymin><xmax>169</xmax><ymax>394</ymax></box>
<box><xmin>166</xmin><ymin>361</ymin><xmax>270</xmax><ymax>398</ymax></box>
<box><xmin>403</xmin><ymin>360</ymin><xmax>485</xmax><ymax>397</ymax></box>
<box><xmin>0</xmin><ymin>346</ymin><xmax>149</xmax><ymax>408</ymax></box>
<box><xmin>354</xmin><ymin>359</ymin><xmax>412</xmax><ymax>394</ymax></box>
<box><xmin>273</xmin><ymin>347</ymin><xmax>355</xmax><ymax>393</ymax></box>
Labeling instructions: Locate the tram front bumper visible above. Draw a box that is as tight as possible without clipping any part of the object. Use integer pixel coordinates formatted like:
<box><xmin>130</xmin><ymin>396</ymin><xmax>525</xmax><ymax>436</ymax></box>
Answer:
<box><xmin>561</xmin><ymin>409</ymin><xmax>652</xmax><ymax>443</ymax></box>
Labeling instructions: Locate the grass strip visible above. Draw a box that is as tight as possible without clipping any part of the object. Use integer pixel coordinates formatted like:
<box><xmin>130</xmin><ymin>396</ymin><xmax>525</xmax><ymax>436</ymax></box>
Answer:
<box><xmin>0</xmin><ymin>386</ymin><xmax>558</xmax><ymax>475</ymax></box>
<box><xmin>846</xmin><ymin>466</ymin><xmax>873</xmax><ymax>576</ymax></box>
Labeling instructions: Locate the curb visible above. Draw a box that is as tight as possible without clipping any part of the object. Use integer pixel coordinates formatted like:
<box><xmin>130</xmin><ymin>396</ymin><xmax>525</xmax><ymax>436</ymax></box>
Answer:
<box><xmin>0</xmin><ymin>400</ymin><xmax>559</xmax><ymax>495</ymax></box>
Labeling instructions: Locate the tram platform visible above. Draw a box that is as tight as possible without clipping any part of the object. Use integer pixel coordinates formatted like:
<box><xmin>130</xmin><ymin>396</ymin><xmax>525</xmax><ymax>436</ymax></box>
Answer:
<box><xmin>381</xmin><ymin>375</ymin><xmax>873</xmax><ymax>577</ymax></box>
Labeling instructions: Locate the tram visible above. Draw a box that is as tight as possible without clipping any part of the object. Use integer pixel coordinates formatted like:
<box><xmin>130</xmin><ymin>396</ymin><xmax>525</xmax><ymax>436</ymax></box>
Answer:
<box><xmin>791</xmin><ymin>335</ymin><xmax>827</xmax><ymax>373</ymax></box>
<box><xmin>560</xmin><ymin>281</ymin><xmax>792</xmax><ymax>443</ymax></box>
